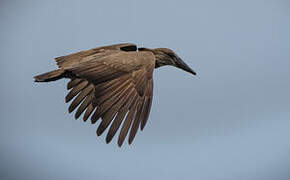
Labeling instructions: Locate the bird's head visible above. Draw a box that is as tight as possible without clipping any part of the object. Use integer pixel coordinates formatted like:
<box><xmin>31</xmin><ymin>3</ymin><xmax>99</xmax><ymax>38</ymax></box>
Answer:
<box><xmin>139</xmin><ymin>47</ymin><xmax>196</xmax><ymax>75</ymax></box>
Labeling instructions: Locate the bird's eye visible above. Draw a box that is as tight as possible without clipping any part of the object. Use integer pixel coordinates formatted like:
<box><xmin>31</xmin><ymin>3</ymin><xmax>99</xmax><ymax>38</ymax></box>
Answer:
<box><xmin>167</xmin><ymin>53</ymin><xmax>175</xmax><ymax>59</ymax></box>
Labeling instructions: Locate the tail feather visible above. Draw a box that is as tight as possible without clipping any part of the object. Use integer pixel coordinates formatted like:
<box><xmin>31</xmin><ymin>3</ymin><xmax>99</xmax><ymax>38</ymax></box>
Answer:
<box><xmin>34</xmin><ymin>69</ymin><xmax>65</xmax><ymax>82</ymax></box>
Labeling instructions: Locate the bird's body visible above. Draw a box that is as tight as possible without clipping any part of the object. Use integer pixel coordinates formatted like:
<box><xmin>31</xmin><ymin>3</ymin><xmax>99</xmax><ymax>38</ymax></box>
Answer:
<box><xmin>34</xmin><ymin>43</ymin><xmax>196</xmax><ymax>147</ymax></box>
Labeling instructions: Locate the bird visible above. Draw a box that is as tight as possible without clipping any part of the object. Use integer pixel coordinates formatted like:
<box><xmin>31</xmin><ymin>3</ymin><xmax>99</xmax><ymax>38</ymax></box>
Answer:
<box><xmin>34</xmin><ymin>43</ymin><xmax>196</xmax><ymax>147</ymax></box>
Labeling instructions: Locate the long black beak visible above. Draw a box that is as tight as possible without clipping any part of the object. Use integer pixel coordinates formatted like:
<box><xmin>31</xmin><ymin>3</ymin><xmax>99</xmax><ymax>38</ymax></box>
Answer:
<box><xmin>175</xmin><ymin>57</ymin><xmax>196</xmax><ymax>75</ymax></box>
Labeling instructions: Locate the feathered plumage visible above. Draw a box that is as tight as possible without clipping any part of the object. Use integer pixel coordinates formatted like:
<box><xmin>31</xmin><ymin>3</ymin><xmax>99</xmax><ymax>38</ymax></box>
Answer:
<box><xmin>34</xmin><ymin>43</ymin><xmax>195</xmax><ymax>147</ymax></box>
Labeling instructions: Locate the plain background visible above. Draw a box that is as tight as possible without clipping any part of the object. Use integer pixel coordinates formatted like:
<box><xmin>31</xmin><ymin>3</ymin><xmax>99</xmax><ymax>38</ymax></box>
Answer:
<box><xmin>1</xmin><ymin>0</ymin><xmax>290</xmax><ymax>179</ymax></box>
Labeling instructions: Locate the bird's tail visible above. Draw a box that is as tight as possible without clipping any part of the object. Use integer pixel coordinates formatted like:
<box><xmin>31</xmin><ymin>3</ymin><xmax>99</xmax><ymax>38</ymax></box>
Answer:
<box><xmin>34</xmin><ymin>69</ymin><xmax>65</xmax><ymax>82</ymax></box>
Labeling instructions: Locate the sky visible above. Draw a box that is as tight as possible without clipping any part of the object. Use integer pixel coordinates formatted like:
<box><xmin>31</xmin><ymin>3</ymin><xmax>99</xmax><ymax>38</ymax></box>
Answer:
<box><xmin>0</xmin><ymin>0</ymin><xmax>290</xmax><ymax>180</ymax></box>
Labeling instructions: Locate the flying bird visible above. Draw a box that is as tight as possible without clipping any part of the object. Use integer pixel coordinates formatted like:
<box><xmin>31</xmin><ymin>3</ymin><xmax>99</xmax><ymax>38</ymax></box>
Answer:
<box><xmin>34</xmin><ymin>43</ymin><xmax>196</xmax><ymax>147</ymax></box>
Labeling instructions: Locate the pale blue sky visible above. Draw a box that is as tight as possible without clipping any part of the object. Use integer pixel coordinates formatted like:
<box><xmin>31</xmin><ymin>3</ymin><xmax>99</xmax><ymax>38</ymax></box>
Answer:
<box><xmin>1</xmin><ymin>0</ymin><xmax>290</xmax><ymax>180</ymax></box>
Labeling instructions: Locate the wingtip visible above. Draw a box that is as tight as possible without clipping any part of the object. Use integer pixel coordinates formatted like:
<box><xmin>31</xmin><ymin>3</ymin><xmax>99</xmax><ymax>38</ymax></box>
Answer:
<box><xmin>118</xmin><ymin>138</ymin><xmax>124</xmax><ymax>147</ymax></box>
<box><xmin>74</xmin><ymin>112</ymin><xmax>81</xmax><ymax>120</ymax></box>
<box><xmin>105</xmin><ymin>137</ymin><xmax>110</xmax><ymax>144</ymax></box>
<box><xmin>117</xmin><ymin>142</ymin><xmax>122</xmax><ymax>147</ymax></box>
<box><xmin>65</xmin><ymin>98</ymin><xmax>70</xmax><ymax>103</ymax></box>
<box><xmin>128</xmin><ymin>138</ymin><xmax>134</xmax><ymax>145</ymax></box>
<box><xmin>96</xmin><ymin>129</ymin><xmax>102</xmax><ymax>136</ymax></box>
<box><xmin>140</xmin><ymin>123</ymin><xmax>146</xmax><ymax>131</ymax></box>
<box><xmin>68</xmin><ymin>106</ymin><xmax>74</xmax><ymax>113</ymax></box>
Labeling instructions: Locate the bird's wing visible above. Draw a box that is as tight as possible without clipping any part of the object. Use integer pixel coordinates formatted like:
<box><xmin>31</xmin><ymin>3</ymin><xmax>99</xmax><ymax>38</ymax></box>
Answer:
<box><xmin>63</xmin><ymin>50</ymin><xmax>155</xmax><ymax>147</ymax></box>
<box><xmin>55</xmin><ymin>43</ymin><xmax>137</xmax><ymax>68</ymax></box>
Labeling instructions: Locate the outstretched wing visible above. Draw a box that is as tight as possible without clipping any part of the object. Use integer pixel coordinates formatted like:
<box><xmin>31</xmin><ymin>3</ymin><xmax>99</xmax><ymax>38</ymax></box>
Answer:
<box><xmin>55</xmin><ymin>43</ymin><xmax>137</xmax><ymax>68</ymax></box>
<box><xmin>59</xmin><ymin>45</ymin><xmax>155</xmax><ymax>146</ymax></box>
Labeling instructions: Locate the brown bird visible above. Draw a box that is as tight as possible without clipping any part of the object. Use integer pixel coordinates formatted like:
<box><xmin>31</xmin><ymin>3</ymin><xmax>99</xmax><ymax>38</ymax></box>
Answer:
<box><xmin>34</xmin><ymin>43</ymin><xmax>196</xmax><ymax>147</ymax></box>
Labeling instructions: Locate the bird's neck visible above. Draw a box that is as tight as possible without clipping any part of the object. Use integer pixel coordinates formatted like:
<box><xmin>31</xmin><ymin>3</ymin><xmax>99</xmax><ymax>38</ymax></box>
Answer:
<box><xmin>155</xmin><ymin>57</ymin><xmax>168</xmax><ymax>68</ymax></box>
<box><xmin>154</xmin><ymin>54</ymin><xmax>173</xmax><ymax>68</ymax></box>
<box><xmin>138</xmin><ymin>48</ymin><xmax>173</xmax><ymax>68</ymax></box>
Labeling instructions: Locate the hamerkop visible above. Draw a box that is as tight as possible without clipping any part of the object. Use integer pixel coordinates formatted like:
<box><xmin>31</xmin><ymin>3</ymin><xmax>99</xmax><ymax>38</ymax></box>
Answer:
<box><xmin>34</xmin><ymin>43</ymin><xmax>196</xmax><ymax>147</ymax></box>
